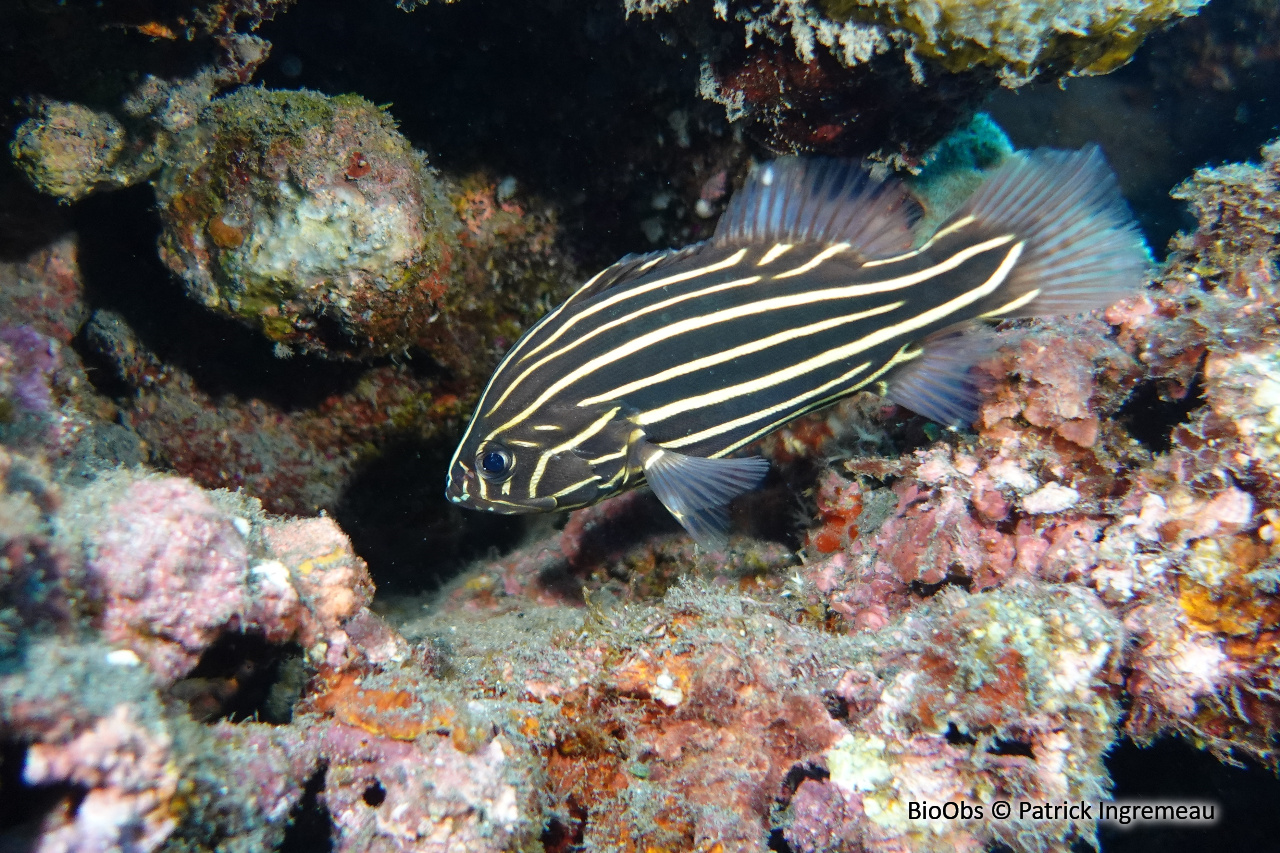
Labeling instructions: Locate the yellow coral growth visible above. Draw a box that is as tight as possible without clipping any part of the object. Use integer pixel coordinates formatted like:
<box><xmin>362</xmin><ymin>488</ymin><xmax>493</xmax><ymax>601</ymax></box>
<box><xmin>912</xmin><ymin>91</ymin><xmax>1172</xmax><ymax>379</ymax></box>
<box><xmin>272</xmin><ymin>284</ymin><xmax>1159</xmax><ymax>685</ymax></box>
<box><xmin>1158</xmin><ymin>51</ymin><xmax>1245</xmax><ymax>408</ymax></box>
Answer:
<box><xmin>1179</xmin><ymin>535</ymin><xmax>1280</xmax><ymax>645</ymax></box>
<box><xmin>630</xmin><ymin>0</ymin><xmax>1209</xmax><ymax>84</ymax></box>
<box><xmin>311</xmin><ymin>670</ymin><xmax>455</xmax><ymax>740</ymax></box>
<box><xmin>818</xmin><ymin>0</ymin><xmax>1207</xmax><ymax>80</ymax></box>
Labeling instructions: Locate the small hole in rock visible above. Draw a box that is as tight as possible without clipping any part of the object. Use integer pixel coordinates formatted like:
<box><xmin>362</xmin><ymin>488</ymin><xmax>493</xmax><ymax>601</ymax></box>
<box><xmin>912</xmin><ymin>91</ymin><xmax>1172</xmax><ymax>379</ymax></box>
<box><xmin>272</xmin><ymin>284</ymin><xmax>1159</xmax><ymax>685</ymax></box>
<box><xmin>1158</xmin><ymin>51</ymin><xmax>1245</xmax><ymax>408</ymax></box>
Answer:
<box><xmin>540</xmin><ymin>816</ymin><xmax>579</xmax><ymax>853</ymax></box>
<box><xmin>768</xmin><ymin>828</ymin><xmax>796</xmax><ymax>853</ymax></box>
<box><xmin>362</xmin><ymin>780</ymin><xmax>386</xmax><ymax>807</ymax></box>
<box><xmin>168</xmin><ymin>633</ymin><xmax>305</xmax><ymax>724</ymax></box>
<box><xmin>1117</xmin><ymin>365</ymin><xmax>1206</xmax><ymax>453</ymax></box>
<box><xmin>909</xmin><ymin>570</ymin><xmax>973</xmax><ymax>598</ymax></box>
<box><xmin>821</xmin><ymin>691</ymin><xmax>849</xmax><ymax>720</ymax></box>
<box><xmin>780</xmin><ymin>762</ymin><xmax>830</xmax><ymax>800</ymax></box>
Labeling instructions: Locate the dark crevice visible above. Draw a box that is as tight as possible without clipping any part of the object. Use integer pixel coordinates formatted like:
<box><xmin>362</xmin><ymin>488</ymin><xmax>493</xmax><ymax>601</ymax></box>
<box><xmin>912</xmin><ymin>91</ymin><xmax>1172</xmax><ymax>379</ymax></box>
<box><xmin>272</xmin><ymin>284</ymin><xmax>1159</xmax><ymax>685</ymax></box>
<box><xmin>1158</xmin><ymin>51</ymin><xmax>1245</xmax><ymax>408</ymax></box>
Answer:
<box><xmin>1103</xmin><ymin>735</ymin><xmax>1280</xmax><ymax>853</ymax></box>
<box><xmin>1117</xmin><ymin>364</ymin><xmax>1207</xmax><ymax>453</ymax></box>
<box><xmin>68</xmin><ymin>185</ymin><xmax>371</xmax><ymax>411</ymax></box>
<box><xmin>0</xmin><ymin>739</ymin><xmax>87</xmax><ymax>851</ymax></box>
<box><xmin>909</xmin><ymin>570</ymin><xmax>974</xmax><ymax>598</ymax></box>
<box><xmin>821</xmin><ymin>690</ymin><xmax>850</xmax><ymax>721</ymax></box>
<box><xmin>780</xmin><ymin>762</ymin><xmax>830</xmax><ymax>801</ymax></box>
<box><xmin>945</xmin><ymin>722</ymin><xmax>978</xmax><ymax>747</ymax></box>
<box><xmin>254</xmin><ymin>0</ymin><xmax>711</xmax><ymax>270</ymax></box>
<box><xmin>768</xmin><ymin>827</ymin><xmax>796</xmax><ymax>853</ymax></box>
<box><xmin>279</xmin><ymin>764</ymin><xmax>332</xmax><ymax>853</ymax></box>
<box><xmin>167</xmin><ymin>633</ymin><xmax>305</xmax><ymax>724</ymax></box>
<box><xmin>987</xmin><ymin>738</ymin><xmax>1035</xmax><ymax>758</ymax></box>
<box><xmin>329</xmin><ymin>437</ymin><xmax>528</xmax><ymax>595</ymax></box>
<box><xmin>541</xmin><ymin>813</ymin><xmax>585</xmax><ymax>853</ymax></box>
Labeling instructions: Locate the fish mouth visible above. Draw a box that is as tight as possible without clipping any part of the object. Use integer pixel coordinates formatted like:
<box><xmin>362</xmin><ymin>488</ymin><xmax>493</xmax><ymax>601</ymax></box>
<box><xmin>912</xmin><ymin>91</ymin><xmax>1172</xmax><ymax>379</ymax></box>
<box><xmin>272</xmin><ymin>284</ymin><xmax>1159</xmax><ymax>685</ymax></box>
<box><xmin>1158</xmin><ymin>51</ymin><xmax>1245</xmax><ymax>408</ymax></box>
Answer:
<box><xmin>444</xmin><ymin>473</ymin><xmax>469</xmax><ymax>504</ymax></box>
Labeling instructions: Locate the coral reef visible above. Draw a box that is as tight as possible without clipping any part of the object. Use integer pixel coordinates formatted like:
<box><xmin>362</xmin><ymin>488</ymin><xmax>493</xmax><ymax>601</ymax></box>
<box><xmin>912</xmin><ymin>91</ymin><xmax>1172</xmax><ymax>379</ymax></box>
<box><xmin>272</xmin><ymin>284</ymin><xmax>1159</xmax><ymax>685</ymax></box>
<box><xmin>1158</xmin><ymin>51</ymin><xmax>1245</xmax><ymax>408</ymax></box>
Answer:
<box><xmin>80</xmin><ymin>168</ymin><xmax>568</xmax><ymax>512</ymax></box>
<box><xmin>82</xmin><ymin>309</ymin><xmax>426</xmax><ymax>515</ymax></box>
<box><xmin>17</xmin><ymin>84</ymin><xmax>573</xmax><ymax>368</ymax></box>
<box><xmin>612</xmin><ymin>0</ymin><xmax>1211</xmax><ymax>156</ymax></box>
<box><xmin>631</xmin><ymin>0</ymin><xmax>1209</xmax><ymax>83</ymax></box>
<box><xmin>8</xmin><ymin>34</ymin><xmax>275</xmax><ymax>203</ymax></box>
<box><xmin>6</xmin><ymin>0</ymin><xmax>1280</xmax><ymax>848</ymax></box>
<box><xmin>313</xmin><ymin>719</ymin><xmax>540</xmax><ymax>853</ymax></box>
<box><xmin>0</xmin><ymin>183</ymin><xmax>566</xmax><ymax>519</ymax></box>
<box><xmin>66</xmin><ymin>473</ymin><xmax>378</xmax><ymax>682</ymax></box>
<box><xmin>0</xmin><ymin>135</ymin><xmax>1279</xmax><ymax>851</ymax></box>
<box><xmin>408</xmin><ymin>136</ymin><xmax>1280</xmax><ymax>850</ymax></box>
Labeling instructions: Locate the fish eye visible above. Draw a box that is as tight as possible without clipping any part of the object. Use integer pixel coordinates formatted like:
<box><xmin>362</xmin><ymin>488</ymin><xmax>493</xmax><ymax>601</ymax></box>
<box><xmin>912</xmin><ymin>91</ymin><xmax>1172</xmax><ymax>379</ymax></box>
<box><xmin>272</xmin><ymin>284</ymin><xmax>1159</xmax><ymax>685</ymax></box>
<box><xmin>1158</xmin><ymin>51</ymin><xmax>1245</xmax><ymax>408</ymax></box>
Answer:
<box><xmin>477</xmin><ymin>445</ymin><xmax>513</xmax><ymax>480</ymax></box>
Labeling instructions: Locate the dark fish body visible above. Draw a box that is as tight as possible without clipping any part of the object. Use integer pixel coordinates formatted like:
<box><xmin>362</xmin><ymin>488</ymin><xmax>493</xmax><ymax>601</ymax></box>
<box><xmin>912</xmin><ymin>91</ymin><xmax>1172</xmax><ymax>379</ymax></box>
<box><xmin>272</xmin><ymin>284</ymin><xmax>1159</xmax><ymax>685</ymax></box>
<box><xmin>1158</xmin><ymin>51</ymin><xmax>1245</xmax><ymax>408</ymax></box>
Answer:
<box><xmin>446</xmin><ymin>147</ymin><xmax>1148</xmax><ymax>547</ymax></box>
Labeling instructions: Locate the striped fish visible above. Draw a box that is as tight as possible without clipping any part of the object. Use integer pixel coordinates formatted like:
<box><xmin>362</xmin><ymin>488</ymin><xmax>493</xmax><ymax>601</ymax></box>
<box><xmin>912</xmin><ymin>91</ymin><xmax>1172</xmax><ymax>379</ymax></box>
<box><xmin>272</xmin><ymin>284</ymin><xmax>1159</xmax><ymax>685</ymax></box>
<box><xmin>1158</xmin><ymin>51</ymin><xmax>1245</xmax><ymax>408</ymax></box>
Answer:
<box><xmin>445</xmin><ymin>146</ymin><xmax>1148</xmax><ymax>547</ymax></box>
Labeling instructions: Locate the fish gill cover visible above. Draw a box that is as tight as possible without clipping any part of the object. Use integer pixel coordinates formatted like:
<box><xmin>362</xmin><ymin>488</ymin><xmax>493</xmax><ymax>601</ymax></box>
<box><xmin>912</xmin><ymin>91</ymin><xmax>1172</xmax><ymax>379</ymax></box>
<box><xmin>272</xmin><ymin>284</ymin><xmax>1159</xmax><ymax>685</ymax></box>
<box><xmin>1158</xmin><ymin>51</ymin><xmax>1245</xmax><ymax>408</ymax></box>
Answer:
<box><xmin>1</xmin><ymin>1</ymin><xmax>1280</xmax><ymax>852</ymax></box>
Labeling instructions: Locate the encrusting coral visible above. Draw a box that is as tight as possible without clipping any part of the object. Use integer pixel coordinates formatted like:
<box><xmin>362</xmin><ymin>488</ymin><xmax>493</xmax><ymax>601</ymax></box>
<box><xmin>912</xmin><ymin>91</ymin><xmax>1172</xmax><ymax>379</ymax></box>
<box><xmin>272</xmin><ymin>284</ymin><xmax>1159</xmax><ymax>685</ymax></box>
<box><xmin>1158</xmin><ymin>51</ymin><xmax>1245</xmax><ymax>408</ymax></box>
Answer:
<box><xmin>628</xmin><ymin>0</ymin><xmax>1210</xmax><ymax>83</ymax></box>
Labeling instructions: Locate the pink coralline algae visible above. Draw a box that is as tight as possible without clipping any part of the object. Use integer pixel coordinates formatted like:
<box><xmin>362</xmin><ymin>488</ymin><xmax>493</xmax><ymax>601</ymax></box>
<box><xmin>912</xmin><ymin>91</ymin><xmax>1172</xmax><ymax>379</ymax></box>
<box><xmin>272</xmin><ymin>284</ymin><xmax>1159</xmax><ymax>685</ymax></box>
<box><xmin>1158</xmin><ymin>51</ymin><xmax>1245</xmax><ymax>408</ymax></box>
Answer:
<box><xmin>71</xmin><ymin>473</ymin><xmax>382</xmax><ymax>683</ymax></box>
<box><xmin>0</xmin><ymin>325</ymin><xmax>58</xmax><ymax>419</ymax></box>
<box><xmin>798</xmin><ymin>140</ymin><xmax>1280</xmax><ymax>781</ymax></box>
<box><xmin>22</xmin><ymin>704</ymin><xmax>180</xmax><ymax>853</ymax></box>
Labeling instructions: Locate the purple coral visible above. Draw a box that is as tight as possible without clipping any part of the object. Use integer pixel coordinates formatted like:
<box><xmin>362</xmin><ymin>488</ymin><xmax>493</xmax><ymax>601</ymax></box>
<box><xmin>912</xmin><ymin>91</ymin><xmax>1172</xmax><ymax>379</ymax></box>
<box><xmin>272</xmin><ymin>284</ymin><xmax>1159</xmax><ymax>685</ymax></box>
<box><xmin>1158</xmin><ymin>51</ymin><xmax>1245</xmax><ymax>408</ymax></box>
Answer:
<box><xmin>0</xmin><ymin>324</ymin><xmax>58</xmax><ymax>417</ymax></box>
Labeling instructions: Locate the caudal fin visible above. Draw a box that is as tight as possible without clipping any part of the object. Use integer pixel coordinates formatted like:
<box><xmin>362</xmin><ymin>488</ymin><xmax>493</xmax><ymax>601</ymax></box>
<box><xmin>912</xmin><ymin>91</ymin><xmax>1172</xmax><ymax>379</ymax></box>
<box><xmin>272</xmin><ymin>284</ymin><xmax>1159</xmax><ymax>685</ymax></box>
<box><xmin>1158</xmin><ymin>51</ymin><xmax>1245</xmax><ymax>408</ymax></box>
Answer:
<box><xmin>884</xmin><ymin>145</ymin><xmax>1149</xmax><ymax>427</ymax></box>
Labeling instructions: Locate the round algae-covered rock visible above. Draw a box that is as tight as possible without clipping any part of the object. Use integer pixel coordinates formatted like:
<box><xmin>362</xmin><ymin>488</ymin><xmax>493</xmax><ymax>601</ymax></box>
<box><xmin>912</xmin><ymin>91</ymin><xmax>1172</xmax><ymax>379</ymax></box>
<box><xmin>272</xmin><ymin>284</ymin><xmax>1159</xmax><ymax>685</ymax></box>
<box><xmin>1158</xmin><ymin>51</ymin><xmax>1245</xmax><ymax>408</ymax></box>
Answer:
<box><xmin>10</xmin><ymin>101</ymin><xmax>127</xmax><ymax>201</ymax></box>
<box><xmin>154</xmin><ymin>88</ymin><xmax>459</xmax><ymax>359</ymax></box>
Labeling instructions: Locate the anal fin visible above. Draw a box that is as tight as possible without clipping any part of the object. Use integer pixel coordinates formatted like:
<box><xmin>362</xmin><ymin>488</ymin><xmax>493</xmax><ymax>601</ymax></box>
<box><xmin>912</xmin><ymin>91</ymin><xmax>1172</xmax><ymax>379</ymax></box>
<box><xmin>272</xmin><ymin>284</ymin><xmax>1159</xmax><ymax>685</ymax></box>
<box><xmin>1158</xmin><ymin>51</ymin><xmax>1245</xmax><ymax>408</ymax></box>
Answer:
<box><xmin>641</xmin><ymin>447</ymin><xmax>770</xmax><ymax>549</ymax></box>
<box><xmin>884</xmin><ymin>326</ymin><xmax>1000</xmax><ymax>427</ymax></box>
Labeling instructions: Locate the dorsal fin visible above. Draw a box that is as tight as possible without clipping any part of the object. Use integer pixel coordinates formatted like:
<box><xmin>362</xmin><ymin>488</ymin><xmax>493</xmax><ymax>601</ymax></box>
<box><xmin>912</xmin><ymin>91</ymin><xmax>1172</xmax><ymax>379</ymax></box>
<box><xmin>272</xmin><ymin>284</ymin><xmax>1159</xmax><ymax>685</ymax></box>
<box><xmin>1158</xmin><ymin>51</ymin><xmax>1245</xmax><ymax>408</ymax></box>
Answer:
<box><xmin>712</xmin><ymin>157</ymin><xmax>920</xmax><ymax>257</ymax></box>
<box><xmin>558</xmin><ymin>244</ymin><xmax>705</xmax><ymax>308</ymax></box>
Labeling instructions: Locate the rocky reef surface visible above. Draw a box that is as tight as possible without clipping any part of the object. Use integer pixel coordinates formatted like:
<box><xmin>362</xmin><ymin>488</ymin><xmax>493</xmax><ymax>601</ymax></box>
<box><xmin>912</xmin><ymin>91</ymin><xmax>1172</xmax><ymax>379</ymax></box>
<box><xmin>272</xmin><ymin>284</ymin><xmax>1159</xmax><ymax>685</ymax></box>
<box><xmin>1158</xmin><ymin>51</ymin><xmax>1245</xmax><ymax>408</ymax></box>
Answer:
<box><xmin>3</xmin><ymin>0</ymin><xmax>1280</xmax><ymax>851</ymax></box>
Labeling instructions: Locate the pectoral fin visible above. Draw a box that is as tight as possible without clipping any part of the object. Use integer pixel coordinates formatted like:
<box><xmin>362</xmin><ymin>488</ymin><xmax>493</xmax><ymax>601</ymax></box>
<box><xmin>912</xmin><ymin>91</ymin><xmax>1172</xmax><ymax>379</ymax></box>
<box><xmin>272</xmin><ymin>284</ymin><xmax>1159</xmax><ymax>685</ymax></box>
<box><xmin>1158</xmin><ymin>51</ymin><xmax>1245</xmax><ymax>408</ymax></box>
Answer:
<box><xmin>641</xmin><ymin>446</ymin><xmax>770</xmax><ymax>549</ymax></box>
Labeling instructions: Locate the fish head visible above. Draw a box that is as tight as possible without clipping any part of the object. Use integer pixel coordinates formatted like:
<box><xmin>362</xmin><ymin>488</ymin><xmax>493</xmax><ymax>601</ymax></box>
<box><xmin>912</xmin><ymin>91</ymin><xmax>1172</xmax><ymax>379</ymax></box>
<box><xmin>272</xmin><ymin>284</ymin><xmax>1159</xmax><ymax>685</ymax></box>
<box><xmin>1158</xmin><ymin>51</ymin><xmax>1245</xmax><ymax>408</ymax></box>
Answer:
<box><xmin>446</xmin><ymin>403</ymin><xmax>635</xmax><ymax>514</ymax></box>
